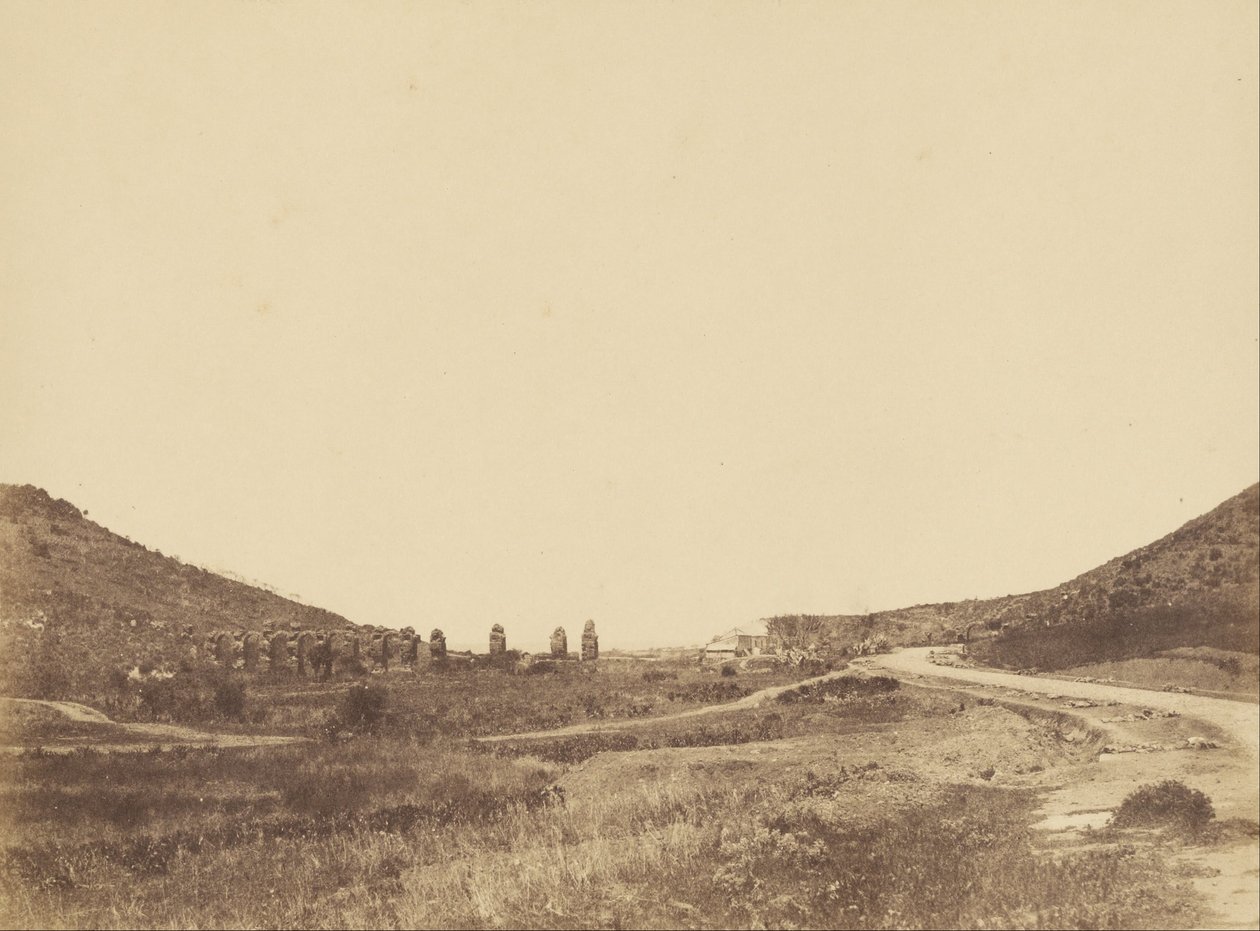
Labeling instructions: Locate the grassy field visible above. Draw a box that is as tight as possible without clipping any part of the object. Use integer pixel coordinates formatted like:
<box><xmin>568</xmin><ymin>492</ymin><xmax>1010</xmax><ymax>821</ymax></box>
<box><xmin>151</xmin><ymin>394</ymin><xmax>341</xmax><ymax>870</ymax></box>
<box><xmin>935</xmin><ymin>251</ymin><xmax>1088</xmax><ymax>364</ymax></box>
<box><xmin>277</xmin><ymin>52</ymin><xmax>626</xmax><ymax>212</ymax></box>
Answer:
<box><xmin>89</xmin><ymin>655</ymin><xmax>834</xmax><ymax>739</ymax></box>
<box><xmin>0</xmin><ymin>673</ymin><xmax>1209</xmax><ymax>929</ymax></box>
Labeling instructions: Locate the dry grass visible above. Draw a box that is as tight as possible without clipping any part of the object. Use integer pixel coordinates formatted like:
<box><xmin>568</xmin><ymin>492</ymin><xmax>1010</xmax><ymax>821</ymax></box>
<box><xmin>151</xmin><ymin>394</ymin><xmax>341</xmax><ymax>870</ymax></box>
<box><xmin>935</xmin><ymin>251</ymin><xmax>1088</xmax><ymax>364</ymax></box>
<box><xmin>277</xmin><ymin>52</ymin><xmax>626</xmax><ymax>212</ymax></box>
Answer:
<box><xmin>0</xmin><ymin>685</ymin><xmax>1206</xmax><ymax>930</ymax></box>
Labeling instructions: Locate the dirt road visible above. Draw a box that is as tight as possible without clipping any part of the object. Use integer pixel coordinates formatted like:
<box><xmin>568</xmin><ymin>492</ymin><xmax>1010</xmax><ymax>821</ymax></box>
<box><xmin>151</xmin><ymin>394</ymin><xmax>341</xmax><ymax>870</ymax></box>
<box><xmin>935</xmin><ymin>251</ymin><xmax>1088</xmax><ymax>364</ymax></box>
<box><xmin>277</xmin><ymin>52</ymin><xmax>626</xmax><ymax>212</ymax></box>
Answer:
<box><xmin>876</xmin><ymin>647</ymin><xmax>1260</xmax><ymax>759</ymax></box>
<box><xmin>874</xmin><ymin>647</ymin><xmax>1260</xmax><ymax>930</ymax></box>
<box><xmin>4</xmin><ymin>698</ymin><xmax>114</xmax><ymax>724</ymax></box>
<box><xmin>476</xmin><ymin>667</ymin><xmax>853</xmax><ymax>742</ymax></box>
<box><xmin>0</xmin><ymin>697</ymin><xmax>304</xmax><ymax>754</ymax></box>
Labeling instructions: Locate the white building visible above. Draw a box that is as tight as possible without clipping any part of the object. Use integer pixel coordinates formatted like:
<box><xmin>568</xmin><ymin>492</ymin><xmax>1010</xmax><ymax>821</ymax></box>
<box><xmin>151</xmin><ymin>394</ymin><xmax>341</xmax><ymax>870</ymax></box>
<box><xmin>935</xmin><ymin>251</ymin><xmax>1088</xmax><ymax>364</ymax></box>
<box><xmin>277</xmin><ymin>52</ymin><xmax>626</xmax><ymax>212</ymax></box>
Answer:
<box><xmin>702</xmin><ymin>622</ymin><xmax>771</xmax><ymax>660</ymax></box>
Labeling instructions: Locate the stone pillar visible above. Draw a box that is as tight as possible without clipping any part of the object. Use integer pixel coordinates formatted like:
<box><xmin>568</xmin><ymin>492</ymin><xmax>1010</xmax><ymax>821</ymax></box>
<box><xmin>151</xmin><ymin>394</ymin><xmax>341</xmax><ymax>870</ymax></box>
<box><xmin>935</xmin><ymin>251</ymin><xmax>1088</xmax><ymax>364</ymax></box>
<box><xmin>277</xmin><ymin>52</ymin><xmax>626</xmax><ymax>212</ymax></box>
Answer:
<box><xmin>408</xmin><ymin>634</ymin><xmax>426</xmax><ymax>672</ymax></box>
<box><xmin>382</xmin><ymin>632</ymin><xmax>398</xmax><ymax>671</ymax></box>
<box><xmin>550</xmin><ymin>626</ymin><xmax>568</xmax><ymax>658</ymax></box>
<box><xmin>489</xmin><ymin>623</ymin><xmax>507</xmax><ymax>655</ymax></box>
<box><xmin>323</xmin><ymin>632</ymin><xmax>342</xmax><ymax>679</ymax></box>
<box><xmin>581</xmin><ymin>619</ymin><xmax>599</xmax><ymax>661</ymax></box>
<box><xmin>242</xmin><ymin>633</ymin><xmax>262</xmax><ymax>671</ymax></box>
<box><xmin>296</xmin><ymin>631</ymin><xmax>315</xmax><ymax>677</ymax></box>
<box><xmin>269</xmin><ymin>632</ymin><xmax>289</xmax><ymax>671</ymax></box>
<box><xmin>429</xmin><ymin>628</ymin><xmax>447</xmax><ymax>660</ymax></box>
<box><xmin>214</xmin><ymin>632</ymin><xmax>235</xmax><ymax>666</ymax></box>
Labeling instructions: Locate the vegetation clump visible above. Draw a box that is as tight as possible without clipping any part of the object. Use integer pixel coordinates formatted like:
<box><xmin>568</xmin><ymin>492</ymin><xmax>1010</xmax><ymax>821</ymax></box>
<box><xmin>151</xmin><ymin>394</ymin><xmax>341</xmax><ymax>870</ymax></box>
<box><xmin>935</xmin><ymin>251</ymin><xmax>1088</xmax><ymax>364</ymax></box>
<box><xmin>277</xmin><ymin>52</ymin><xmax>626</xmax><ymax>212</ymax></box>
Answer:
<box><xmin>776</xmin><ymin>674</ymin><xmax>899</xmax><ymax>704</ymax></box>
<box><xmin>330</xmin><ymin>683</ymin><xmax>389</xmax><ymax>736</ymax></box>
<box><xmin>130</xmin><ymin>665</ymin><xmax>250</xmax><ymax>723</ymax></box>
<box><xmin>665</xmin><ymin>680</ymin><xmax>749</xmax><ymax>703</ymax></box>
<box><xmin>1111</xmin><ymin>780</ymin><xmax>1215</xmax><ymax>834</ymax></box>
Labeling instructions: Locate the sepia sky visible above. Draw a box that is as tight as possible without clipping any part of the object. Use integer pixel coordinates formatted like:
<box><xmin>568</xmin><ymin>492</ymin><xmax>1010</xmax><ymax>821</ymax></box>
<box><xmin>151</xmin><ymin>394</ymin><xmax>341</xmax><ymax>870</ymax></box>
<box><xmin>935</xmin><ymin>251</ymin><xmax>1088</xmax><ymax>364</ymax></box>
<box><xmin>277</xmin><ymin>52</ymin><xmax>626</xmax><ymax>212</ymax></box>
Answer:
<box><xmin>2</xmin><ymin>2</ymin><xmax>1257</xmax><ymax>650</ymax></box>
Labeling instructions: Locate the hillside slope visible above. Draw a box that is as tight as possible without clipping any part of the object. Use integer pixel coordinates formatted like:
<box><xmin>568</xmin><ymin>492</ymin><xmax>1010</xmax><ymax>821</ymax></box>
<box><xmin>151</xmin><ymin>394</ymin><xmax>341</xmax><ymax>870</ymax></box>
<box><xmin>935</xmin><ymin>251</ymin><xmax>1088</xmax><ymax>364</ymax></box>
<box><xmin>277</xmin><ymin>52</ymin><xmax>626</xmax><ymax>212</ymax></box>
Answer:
<box><xmin>774</xmin><ymin>484</ymin><xmax>1259</xmax><ymax>666</ymax></box>
<box><xmin>0</xmin><ymin>484</ymin><xmax>357</xmax><ymax>698</ymax></box>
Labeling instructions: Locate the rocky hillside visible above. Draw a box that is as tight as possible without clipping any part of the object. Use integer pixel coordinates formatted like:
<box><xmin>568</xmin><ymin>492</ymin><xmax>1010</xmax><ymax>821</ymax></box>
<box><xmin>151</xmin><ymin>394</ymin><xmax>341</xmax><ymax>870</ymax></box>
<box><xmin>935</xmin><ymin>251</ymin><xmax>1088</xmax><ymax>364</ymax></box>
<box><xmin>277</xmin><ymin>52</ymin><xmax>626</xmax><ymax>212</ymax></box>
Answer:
<box><xmin>775</xmin><ymin>483</ymin><xmax>1259</xmax><ymax>664</ymax></box>
<box><xmin>0</xmin><ymin>484</ymin><xmax>357</xmax><ymax>697</ymax></box>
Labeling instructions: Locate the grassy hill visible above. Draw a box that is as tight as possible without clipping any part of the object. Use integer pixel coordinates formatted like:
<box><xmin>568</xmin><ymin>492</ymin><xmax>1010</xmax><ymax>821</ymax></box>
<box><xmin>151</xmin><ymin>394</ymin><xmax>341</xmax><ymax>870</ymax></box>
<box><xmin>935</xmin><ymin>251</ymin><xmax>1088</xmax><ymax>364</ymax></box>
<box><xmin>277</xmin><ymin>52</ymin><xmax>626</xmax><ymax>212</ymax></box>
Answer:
<box><xmin>771</xmin><ymin>484</ymin><xmax>1259</xmax><ymax>670</ymax></box>
<box><xmin>0</xmin><ymin>484</ymin><xmax>357</xmax><ymax>699</ymax></box>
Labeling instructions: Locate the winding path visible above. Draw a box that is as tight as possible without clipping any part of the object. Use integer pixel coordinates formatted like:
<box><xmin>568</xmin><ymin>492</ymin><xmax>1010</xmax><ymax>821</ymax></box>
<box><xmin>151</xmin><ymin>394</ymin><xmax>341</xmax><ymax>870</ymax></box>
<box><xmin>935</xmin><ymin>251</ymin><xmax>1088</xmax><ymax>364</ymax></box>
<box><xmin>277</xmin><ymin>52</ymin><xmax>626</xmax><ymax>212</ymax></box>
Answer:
<box><xmin>476</xmin><ymin>667</ymin><xmax>853</xmax><ymax>742</ymax></box>
<box><xmin>0</xmin><ymin>698</ymin><xmax>304</xmax><ymax>753</ymax></box>
<box><xmin>874</xmin><ymin>647</ymin><xmax>1260</xmax><ymax>931</ymax></box>
<box><xmin>875</xmin><ymin>647</ymin><xmax>1260</xmax><ymax>759</ymax></box>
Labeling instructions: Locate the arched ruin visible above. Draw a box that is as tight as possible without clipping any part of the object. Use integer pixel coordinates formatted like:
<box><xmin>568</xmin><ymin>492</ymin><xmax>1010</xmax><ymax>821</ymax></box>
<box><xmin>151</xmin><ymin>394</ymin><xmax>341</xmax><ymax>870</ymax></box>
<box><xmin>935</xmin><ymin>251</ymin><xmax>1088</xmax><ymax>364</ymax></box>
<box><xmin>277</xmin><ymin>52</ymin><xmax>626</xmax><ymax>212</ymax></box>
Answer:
<box><xmin>242</xmin><ymin>632</ymin><xmax>263</xmax><ymax>671</ymax></box>
<box><xmin>296</xmin><ymin>631</ymin><xmax>316</xmax><ymax>677</ymax></box>
<box><xmin>214</xmin><ymin>631</ymin><xmax>235</xmax><ymax>666</ymax></box>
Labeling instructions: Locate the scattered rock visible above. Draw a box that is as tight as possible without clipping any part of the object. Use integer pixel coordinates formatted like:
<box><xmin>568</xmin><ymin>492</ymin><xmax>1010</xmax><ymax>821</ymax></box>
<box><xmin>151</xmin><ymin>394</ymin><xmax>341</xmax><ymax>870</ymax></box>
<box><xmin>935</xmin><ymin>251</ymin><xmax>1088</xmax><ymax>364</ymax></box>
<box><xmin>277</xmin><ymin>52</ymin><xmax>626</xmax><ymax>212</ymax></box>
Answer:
<box><xmin>1184</xmin><ymin>737</ymin><xmax>1219</xmax><ymax>750</ymax></box>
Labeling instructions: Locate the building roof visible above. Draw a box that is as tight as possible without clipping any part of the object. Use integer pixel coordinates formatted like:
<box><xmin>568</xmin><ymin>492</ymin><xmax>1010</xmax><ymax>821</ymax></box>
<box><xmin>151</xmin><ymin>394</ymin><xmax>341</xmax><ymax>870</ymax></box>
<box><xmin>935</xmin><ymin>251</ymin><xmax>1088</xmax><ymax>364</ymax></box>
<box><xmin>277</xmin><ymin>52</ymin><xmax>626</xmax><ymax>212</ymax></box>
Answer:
<box><xmin>705</xmin><ymin>622</ymin><xmax>769</xmax><ymax>645</ymax></box>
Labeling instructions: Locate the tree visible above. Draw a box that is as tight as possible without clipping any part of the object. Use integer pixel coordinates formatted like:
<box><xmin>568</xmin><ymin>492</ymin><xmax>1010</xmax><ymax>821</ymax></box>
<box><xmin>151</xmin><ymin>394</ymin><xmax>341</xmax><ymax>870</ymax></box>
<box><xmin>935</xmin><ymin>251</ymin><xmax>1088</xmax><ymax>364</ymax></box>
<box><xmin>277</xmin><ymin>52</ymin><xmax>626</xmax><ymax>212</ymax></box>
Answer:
<box><xmin>765</xmin><ymin>615</ymin><xmax>828</xmax><ymax>650</ymax></box>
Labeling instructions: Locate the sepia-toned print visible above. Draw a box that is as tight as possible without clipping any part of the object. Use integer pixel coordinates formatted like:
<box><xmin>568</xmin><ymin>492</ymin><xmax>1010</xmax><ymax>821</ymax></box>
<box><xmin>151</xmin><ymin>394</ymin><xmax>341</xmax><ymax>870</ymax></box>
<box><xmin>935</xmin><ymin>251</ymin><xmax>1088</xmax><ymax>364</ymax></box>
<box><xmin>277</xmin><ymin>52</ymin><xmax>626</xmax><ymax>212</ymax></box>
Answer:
<box><xmin>1</xmin><ymin>2</ymin><xmax>1257</xmax><ymax>929</ymax></box>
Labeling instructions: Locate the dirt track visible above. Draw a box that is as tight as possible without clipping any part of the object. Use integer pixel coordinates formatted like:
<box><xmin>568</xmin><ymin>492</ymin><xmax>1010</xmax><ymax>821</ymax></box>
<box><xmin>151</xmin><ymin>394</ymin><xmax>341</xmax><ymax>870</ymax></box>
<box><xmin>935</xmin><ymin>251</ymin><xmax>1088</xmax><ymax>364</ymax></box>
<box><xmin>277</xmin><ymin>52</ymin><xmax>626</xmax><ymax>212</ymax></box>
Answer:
<box><xmin>0</xmin><ymin>698</ymin><xmax>304</xmax><ymax>754</ymax></box>
<box><xmin>481</xmin><ymin>649</ymin><xmax>1260</xmax><ymax>929</ymax></box>
<box><xmin>4</xmin><ymin>698</ymin><xmax>114</xmax><ymax>724</ymax></box>
<box><xmin>874</xmin><ymin>647</ymin><xmax>1260</xmax><ymax>931</ymax></box>
<box><xmin>876</xmin><ymin>647</ymin><xmax>1260</xmax><ymax>759</ymax></box>
<box><xmin>476</xmin><ymin>667</ymin><xmax>854</xmax><ymax>742</ymax></box>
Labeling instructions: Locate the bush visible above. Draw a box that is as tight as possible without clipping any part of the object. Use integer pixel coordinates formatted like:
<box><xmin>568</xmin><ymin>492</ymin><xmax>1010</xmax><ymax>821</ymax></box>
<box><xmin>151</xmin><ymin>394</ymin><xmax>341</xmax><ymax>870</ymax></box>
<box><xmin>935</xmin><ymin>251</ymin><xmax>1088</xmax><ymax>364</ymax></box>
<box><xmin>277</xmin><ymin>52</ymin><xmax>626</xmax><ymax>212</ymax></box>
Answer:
<box><xmin>640</xmin><ymin>668</ymin><xmax>676</xmax><ymax>682</ymax></box>
<box><xmin>525</xmin><ymin>659</ymin><xmax>563</xmax><ymax>676</ymax></box>
<box><xmin>213</xmin><ymin>678</ymin><xmax>247</xmax><ymax>721</ymax></box>
<box><xmin>135</xmin><ymin>665</ymin><xmax>245</xmax><ymax>723</ymax></box>
<box><xmin>776</xmin><ymin>675</ymin><xmax>899</xmax><ymax>704</ymax></box>
<box><xmin>710</xmin><ymin>783</ymin><xmax>1195</xmax><ymax>929</ymax></box>
<box><xmin>336</xmin><ymin>684</ymin><xmax>389</xmax><ymax>735</ymax></box>
<box><xmin>665</xmin><ymin>681</ymin><xmax>749</xmax><ymax>704</ymax></box>
<box><xmin>1111</xmin><ymin>780</ymin><xmax>1215</xmax><ymax>833</ymax></box>
<box><xmin>852</xmin><ymin>633</ymin><xmax>890</xmax><ymax>656</ymax></box>
<box><xmin>720</xmin><ymin>664</ymin><xmax>737</xmax><ymax>677</ymax></box>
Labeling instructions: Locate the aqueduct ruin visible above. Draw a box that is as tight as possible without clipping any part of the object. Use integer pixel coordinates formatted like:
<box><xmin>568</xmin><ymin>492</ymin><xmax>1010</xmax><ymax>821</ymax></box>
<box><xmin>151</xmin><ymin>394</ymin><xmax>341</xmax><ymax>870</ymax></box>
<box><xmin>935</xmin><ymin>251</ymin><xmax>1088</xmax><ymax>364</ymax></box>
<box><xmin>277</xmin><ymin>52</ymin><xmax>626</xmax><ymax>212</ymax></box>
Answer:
<box><xmin>197</xmin><ymin>619</ymin><xmax>601</xmax><ymax>676</ymax></box>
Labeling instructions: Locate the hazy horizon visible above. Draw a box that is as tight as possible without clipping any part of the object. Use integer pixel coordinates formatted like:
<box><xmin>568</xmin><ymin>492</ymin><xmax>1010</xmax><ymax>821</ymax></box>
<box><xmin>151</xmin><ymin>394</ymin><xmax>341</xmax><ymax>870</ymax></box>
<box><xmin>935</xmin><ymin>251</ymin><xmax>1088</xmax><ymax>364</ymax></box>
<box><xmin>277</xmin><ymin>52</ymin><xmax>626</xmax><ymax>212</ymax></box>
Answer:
<box><xmin>3</xmin><ymin>2</ymin><xmax>1257</xmax><ymax>651</ymax></box>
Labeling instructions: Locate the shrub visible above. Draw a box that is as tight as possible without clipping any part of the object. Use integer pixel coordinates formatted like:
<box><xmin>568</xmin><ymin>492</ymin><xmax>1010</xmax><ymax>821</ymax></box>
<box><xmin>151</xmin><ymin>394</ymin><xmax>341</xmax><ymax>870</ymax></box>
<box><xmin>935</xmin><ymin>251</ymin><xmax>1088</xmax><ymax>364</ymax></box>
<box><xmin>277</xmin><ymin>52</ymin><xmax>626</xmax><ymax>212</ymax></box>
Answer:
<box><xmin>1111</xmin><ymin>780</ymin><xmax>1215</xmax><ymax>833</ymax></box>
<box><xmin>640</xmin><ymin>668</ymin><xmax>676</xmax><ymax>682</ymax></box>
<box><xmin>720</xmin><ymin>664</ymin><xmax>737</xmax><ymax>677</ymax></box>
<box><xmin>776</xmin><ymin>675</ymin><xmax>899</xmax><ymax>704</ymax></box>
<box><xmin>710</xmin><ymin>783</ymin><xmax>1196</xmax><ymax>930</ymax></box>
<box><xmin>852</xmin><ymin>633</ymin><xmax>891</xmax><ymax>656</ymax></box>
<box><xmin>213</xmin><ymin>677</ymin><xmax>247</xmax><ymax>721</ymax></box>
<box><xmin>336</xmin><ymin>684</ymin><xmax>389</xmax><ymax>735</ymax></box>
<box><xmin>525</xmin><ymin>659</ymin><xmax>561</xmax><ymax>676</ymax></box>
<box><xmin>135</xmin><ymin>665</ymin><xmax>243</xmax><ymax>722</ymax></box>
<box><xmin>665</xmin><ymin>681</ymin><xmax>749</xmax><ymax>704</ymax></box>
